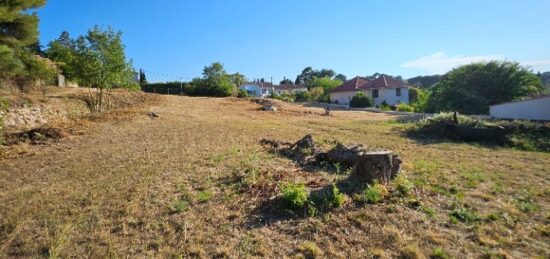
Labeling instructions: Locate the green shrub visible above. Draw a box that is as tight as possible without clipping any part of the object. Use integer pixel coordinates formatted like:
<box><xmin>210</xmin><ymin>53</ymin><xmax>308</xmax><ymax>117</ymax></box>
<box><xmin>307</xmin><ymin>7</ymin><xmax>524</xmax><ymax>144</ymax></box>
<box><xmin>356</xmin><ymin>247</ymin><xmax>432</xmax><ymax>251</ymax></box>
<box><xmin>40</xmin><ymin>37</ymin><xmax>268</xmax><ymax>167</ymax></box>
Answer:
<box><xmin>281</xmin><ymin>183</ymin><xmax>309</xmax><ymax>209</ymax></box>
<box><xmin>449</xmin><ymin>207</ymin><xmax>479</xmax><ymax>224</ymax></box>
<box><xmin>349</xmin><ymin>92</ymin><xmax>373</xmax><ymax>108</ymax></box>
<box><xmin>409</xmin><ymin>87</ymin><xmax>430</xmax><ymax>112</ymax></box>
<box><xmin>420</xmin><ymin>205</ymin><xmax>437</xmax><ymax>218</ymax></box>
<box><xmin>423</xmin><ymin>112</ymin><xmax>481</xmax><ymax>127</ymax></box>
<box><xmin>328</xmin><ymin>184</ymin><xmax>345</xmax><ymax>207</ymax></box>
<box><xmin>518</xmin><ymin>201</ymin><xmax>539</xmax><ymax>213</ymax></box>
<box><xmin>237</xmin><ymin>88</ymin><xmax>248</xmax><ymax>98</ymax></box>
<box><xmin>379</xmin><ymin>100</ymin><xmax>392</xmax><ymax>111</ymax></box>
<box><xmin>396</xmin><ymin>103</ymin><xmax>414</xmax><ymax>112</ymax></box>
<box><xmin>392</xmin><ymin>175</ymin><xmax>414</xmax><ymax>197</ymax></box>
<box><xmin>294</xmin><ymin>91</ymin><xmax>311</xmax><ymax>102</ymax></box>
<box><xmin>431</xmin><ymin>247</ymin><xmax>450</xmax><ymax>259</ymax></box>
<box><xmin>0</xmin><ymin>44</ymin><xmax>24</xmax><ymax>81</ymax></box>
<box><xmin>362</xmin><ymin>183</ymin><xmax>388</xmax><ymax>204</ymax></box>
<box><xmin>197</xmin><ymin>190</ymin><xmax>213</xmax><ymax>203</ymax></box>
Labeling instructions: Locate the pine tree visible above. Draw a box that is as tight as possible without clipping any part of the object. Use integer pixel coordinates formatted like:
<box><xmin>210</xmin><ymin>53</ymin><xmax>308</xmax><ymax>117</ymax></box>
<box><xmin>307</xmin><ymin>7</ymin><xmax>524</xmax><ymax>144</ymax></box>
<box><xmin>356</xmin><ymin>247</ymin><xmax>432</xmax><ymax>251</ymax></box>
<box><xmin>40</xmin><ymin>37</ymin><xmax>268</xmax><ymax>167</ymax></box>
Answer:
<box><xmin>0</xmin><ymin>0</ymin><xmax>47</xmax><ymax>48</ymax></box>
<box><xmin>139</xmin><ymin>69</ymin><xmax>148</xmax><ymax>85</ymax></box>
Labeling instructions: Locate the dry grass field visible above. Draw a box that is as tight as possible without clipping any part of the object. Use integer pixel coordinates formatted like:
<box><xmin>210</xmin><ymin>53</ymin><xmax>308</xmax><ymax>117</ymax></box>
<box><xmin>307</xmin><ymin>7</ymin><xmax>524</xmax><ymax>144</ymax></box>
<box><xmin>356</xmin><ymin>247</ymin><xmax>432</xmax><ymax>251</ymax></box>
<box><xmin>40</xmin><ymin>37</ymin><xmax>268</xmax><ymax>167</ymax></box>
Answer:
<box><xmin>1</xmin><ymin>89</ymin><xmax>549</xmax><ymax>258</ymax></box>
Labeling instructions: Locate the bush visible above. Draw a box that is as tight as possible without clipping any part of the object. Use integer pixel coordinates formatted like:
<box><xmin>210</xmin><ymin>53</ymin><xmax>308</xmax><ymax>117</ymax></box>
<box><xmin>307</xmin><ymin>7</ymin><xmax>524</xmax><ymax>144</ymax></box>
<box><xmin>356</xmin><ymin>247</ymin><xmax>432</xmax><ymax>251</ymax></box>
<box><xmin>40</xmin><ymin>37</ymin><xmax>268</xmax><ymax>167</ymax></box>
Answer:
<box><xmin>362</xmin><ymin>183</ymin><xmax>388</xmax><ymax>203</ymax></box>
<box><xmin>281</xmin><ymin>183</ymin><xmax>309</xmax><ymax>209</ymax></box>
<box><xmin>449</xmin><ymin>207</ymin><xmax>479</xmax><ymax>224</ymax></box>
<box><xmin>237</xmin><ymin>88</ymin><xmax>248</xmax><ymax>98</ymax></box>
<box><xmin>396</xmin><ymin>103</ymin><xmax>414</xmax><ymax>112</ymax></box>
<box><xmin>379</xmin><ymin>100</ymin><xmax>391</xmax><ymax>111</ymax></box>
<box><xmin>409</xmin><ymin>87</ymin><xmax>430</xmax><ymax>112</ymax></box>
<box><xmin>349</xmin><ymin>92</ymin><xmax>373</xmax><ymax>108</ymax></box>
<box><xmin>431</xmin><ymin>247</ymin><xmax>450</xmax><ymax>259</ymax></box>
<box><xmin>19</xmin><ymin>53</ymin><xmax>59</xmax><ymax>89</ymax></box>
<box><xmin>392</xmin><ymin>175</ymin><xmax>414</xmax><ymax>197</ymax></box>
<box><xmin>0</xmin><ymin>45</ymin><xmax>24</xmax><ymax>81</ymax></box>
<box><xmin>295</xmin><ymin>91</ymin><xmax>311</xmax><ymax>102</ymax></box>
<box><xmin>311</xmin><ymin>184</ymin><xmax>346</xmax><ymax>210</ymax></box>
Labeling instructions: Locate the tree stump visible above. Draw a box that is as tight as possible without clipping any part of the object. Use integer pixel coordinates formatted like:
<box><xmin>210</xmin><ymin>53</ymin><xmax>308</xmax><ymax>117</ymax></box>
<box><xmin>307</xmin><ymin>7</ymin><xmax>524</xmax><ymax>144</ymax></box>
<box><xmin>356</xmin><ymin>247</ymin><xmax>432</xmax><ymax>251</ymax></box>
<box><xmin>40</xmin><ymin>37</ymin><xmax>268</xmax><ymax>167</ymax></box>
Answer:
<box><xmin>260</xmin><ymin>135</ymin><xmax>403</xmax><ymax>184</ymax></box>
<box><xmin>349</xmin><ymin>151</ymin><xmax>402</xmax><ymax>184</ymax></box>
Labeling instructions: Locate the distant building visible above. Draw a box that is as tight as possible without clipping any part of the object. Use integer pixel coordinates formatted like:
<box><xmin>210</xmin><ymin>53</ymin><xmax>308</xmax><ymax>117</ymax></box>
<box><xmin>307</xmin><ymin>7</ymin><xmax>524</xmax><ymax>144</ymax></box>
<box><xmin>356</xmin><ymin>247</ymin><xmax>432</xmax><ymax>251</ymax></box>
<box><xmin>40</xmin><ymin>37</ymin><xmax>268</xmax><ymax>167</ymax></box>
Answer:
<box><xmin>490</xmin><ymin>95</ymin><xmax>550</xmax><ymax>121</ymax></box>
<box><xmin>239</xmin><ymin>82</ymin><xmax>274</xmax><ymax>98</ymax></box>
<box><xmin>329</xmin><ymin>76</ymin><xmax>409</xmax><ymax>106</ymax></box>
<box><xmin>239</xmin><ymin>82</ymin><xmax>307</xmax><ymax>98</ymax></box>
<box><xmin>273</xmin><ymin>84</ymin><xmax>307</xmax><ymax>95</ymax></box>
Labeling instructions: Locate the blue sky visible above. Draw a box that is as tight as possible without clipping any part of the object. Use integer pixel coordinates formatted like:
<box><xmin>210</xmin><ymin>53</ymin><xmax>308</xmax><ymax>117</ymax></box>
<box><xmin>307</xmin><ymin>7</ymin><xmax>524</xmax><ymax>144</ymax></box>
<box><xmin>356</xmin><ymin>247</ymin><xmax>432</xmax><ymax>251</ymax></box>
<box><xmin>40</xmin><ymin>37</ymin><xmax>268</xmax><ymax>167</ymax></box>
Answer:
<box><xmin>37</xmin><ymin>0</ymin><xmax>550</xmax><ymax>83</ymax></box>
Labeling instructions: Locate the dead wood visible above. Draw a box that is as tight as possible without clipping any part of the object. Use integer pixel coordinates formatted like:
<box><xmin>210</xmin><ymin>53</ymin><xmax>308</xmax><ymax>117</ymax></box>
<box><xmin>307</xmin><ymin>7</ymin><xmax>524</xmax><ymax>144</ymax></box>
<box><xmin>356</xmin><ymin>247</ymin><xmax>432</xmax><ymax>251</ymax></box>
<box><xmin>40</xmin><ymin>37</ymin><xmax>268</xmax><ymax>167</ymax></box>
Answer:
<box><xmin>260</xmin><ymin>135</ymin><xmax>402</xmax><ymax>184</ymax></box>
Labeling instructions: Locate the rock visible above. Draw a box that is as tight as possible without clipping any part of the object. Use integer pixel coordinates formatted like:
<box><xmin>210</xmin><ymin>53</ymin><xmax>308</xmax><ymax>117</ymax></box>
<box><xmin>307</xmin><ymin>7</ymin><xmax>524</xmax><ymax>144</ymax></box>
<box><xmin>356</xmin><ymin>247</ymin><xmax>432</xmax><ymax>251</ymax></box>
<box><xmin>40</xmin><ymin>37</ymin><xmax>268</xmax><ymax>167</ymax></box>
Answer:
<box><xmin>147</xmin><ymin>112</ymin><xmax>159</xmax><ymax>118</ymax></box>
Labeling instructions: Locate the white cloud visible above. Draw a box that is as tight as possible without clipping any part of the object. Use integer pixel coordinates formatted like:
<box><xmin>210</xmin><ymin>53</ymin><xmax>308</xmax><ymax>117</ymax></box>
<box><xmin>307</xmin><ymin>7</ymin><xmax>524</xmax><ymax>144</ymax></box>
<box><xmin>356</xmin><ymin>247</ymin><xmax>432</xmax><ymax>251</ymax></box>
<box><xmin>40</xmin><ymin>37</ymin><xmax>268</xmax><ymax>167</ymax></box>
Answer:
<box><xmin>402</xmin><ymin>52</ymin><xmax>550</xmax><ymax>74</ymax></box>
<box><xmin>401</xmin><ymin>52</ymin><xmax>504</xmax><ymax>74</ymax></box>
<box><xmin>521</xmin><ymin>59</ymin><xmax>550</xmax><ymax>67</ymax></box>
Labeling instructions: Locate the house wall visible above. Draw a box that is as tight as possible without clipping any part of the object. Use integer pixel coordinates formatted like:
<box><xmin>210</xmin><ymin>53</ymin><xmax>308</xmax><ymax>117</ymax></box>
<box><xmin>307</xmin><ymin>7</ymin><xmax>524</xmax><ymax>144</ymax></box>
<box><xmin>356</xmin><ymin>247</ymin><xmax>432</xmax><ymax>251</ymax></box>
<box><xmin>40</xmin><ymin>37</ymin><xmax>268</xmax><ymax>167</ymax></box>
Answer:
<box><xmin>330</xmin><ymin>88</ymin><xmax>409</xmax><ymax>106</ymax></box>
<box><xmin>490</xmin><ymin>97</ymin><xmax>550</xmax><ymax>121</ymax></box>
<box><xmin>330</xmin><ymin>91</ymin><xmax>358</xmax><ymax>105</ymax></box>
<box><xmin>240</xmin><ymin>84</ymin><xmax>271</xmax><ymax>98</ymax></box>
<box><xmin>375</xmin><ymin>87</ymin><xmax>409</xmax><ymax>106</ymax></box>
<box><xmin>274</xmin><ymin>88</ymin><xmax>308</xmax><ymax>96</ymax></box>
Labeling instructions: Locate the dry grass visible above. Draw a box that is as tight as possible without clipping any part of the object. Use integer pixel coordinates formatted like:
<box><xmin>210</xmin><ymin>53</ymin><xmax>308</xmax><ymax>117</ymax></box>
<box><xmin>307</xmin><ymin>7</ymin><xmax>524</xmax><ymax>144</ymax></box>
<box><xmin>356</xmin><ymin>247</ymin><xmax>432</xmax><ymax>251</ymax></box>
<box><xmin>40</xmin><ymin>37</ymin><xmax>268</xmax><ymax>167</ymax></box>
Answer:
<box><xmin>0</xmin><ymin>91</ymin><xmax>549</xmax><ymax>258</ymax></box>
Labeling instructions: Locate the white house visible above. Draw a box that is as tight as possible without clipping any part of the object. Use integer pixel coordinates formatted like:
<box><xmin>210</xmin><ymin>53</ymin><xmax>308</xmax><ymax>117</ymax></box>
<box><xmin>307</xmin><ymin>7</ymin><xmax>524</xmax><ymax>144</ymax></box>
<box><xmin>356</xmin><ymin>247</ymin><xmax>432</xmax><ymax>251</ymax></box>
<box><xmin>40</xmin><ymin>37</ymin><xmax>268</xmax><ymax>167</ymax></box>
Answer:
<box><xmin>329</xmin><ymin>76</ymin><xmax>409</xmax><ymax>106</ymax></box>
<box><xmin>239</xmin><ymin>82</ymin><xmax>274</xmax><ymax>98</ymax></box>
<box><xmin>490</xmin><ymin>95</ymin><xmax>550</xmax><ymax>121</ymax></box>
<box><xmin>273</xmin><ymin>84</ymin><xmax>307</xmax><ymax>95</ymax></box>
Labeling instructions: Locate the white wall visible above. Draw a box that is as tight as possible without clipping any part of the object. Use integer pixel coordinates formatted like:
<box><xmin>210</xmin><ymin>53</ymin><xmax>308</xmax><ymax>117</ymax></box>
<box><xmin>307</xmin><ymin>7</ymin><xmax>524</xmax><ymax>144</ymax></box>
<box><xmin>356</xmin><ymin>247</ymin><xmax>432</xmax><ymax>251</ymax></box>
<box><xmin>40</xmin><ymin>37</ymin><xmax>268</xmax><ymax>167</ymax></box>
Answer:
<box><xmin>490</xmin><ymin>97</ymin><xmax>550</xmax><ymax>121</ymax></box>
<box><xmin>330</xmin><ymin>88</ymin><xmax>409</xmax><ymax>105</ymax></box>
<box><xmin>375</xmin><ymin>87</ymin><xmax>409</xmax><ymax>106</ymax></box>
<box><xmin>240</xmin><ymin>84</ymin><xmax>271</xmax><ymax>98</ymax></box>
<box><xmin>330</xmin><ymin>91</ymin><xmax>357</xmax><ymax>105</ymax></box>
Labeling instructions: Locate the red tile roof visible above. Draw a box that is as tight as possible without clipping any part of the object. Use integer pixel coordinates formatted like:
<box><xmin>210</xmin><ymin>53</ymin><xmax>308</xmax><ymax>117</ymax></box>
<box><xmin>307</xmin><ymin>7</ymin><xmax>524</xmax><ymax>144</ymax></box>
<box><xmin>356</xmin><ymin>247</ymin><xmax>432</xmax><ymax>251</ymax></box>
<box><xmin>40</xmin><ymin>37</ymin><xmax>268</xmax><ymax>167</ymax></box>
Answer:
<box><xmin>330</xmin><ymin>76</ymin><xmax>407</xmax><ymax>93</ymax></box>
<box><xmin>329</xmin><ymin>76</ymin><xmax>371</xmax><ymax>93</ymax></box>
<box><xmin>365</xmin><ymin>76</ymin><xmax>407</xmax><ymax>89</ymax></box>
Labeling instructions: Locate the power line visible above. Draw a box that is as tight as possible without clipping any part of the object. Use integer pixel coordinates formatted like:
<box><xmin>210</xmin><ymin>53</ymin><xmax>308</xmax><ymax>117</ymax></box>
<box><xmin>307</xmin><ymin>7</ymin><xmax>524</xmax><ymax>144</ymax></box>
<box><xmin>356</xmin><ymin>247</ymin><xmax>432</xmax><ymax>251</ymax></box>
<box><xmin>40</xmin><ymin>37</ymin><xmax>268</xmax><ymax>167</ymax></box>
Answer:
<box><xmin>141</xmin><ymin>69</ymin><xmax>193</xmax><ymax>81</ymax></box>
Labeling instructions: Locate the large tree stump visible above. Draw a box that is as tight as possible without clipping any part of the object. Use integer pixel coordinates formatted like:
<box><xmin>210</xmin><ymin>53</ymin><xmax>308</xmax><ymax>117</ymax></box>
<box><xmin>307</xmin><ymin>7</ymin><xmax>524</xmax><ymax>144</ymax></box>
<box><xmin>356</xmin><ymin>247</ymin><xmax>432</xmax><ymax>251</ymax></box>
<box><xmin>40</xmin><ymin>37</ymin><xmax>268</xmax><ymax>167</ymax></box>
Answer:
<box><xmin>260</xmin><ymin>135</ymin><xmax>403</xmax><ymax>184</ymax></box>
<box><xmin>324</xmin><ymin>143</ymin><xmax>369</xmax><ymax>167</ymax></box>
<box><xmin>349</xmin><ymin>151</ymin><xmax>402</xmax><ymax>184</ymax></box>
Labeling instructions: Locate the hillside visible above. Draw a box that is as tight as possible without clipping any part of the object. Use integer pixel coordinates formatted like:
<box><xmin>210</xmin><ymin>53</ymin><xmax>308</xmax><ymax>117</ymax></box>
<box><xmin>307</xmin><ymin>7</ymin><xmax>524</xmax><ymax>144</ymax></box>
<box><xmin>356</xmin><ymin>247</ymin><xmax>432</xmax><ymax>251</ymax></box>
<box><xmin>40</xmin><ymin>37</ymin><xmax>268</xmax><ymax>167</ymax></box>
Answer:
<box><xmin>0</xmin><ymin>90</ymin><xmax>549</xmax><ymax>258</ymax></box>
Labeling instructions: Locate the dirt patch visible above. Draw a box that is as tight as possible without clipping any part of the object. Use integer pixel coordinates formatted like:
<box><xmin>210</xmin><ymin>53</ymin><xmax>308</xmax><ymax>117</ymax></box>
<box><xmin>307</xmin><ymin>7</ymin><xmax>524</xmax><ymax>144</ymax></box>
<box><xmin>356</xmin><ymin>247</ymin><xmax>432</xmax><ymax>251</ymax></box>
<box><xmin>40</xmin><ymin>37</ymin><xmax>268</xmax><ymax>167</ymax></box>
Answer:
<box><xmin>3</xmin><ymin>127</ymin><xmax>68</xmax><ymax>145</ymax></box>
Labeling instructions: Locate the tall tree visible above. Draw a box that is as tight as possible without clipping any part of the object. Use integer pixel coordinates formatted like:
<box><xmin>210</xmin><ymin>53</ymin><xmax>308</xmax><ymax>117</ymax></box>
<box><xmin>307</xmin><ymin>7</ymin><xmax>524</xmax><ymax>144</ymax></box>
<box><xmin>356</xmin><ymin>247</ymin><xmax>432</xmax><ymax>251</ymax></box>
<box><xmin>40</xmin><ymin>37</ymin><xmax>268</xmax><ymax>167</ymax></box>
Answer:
<box><xmin>295</xmin><ymin>67</ymin><xmax>339</xmax><ymax>85</ymax></box>
<box><xmin>280</xmin><ymin>78</ymin><xmax>293</xmax><ymax>85</ymax></box>
<box><xmin>73</xmin><ymin>26</ymin><xmax>137</xmax><ymax>89</ymax></box>
<box><xmin>0</xmin><ymin>0</ymin><xmax>46</xmax><ymax>48</ymax></box>
<box><xmin>428</xmin><ymin>61</ymin><xmax>544</xmax><ymax>114</ymax></box>
<box><xmin>192</xmin><ymin>62</ymin><xmax>237</xmax><ymax>97</ymax></box>
<box><xmin>407</xmin><ymin>75</ymin><xmax>441</xmax><ymax>88</ymax></box>
<box><xmin>335</xmin><ymin>74</ymin><xmax>347</xmax><ymax>82</ymax></box>
<box><xmin>230</xmin><ymin>72</ymin><xmax>245</xmax><ymax>87</ymax></box>
<box><xmin>45</xmin><ymin>31</ymin><xmax>78</xmax><ymax>80</ymax></box>
<box><xmin>139</xmin><ymin>69</ymin><xmax>148</xmax><ymax>85</ymax></box>
<box><xmin>0</xmin><ymin>45</ymin><xmax>24</xmax><ymax>79</ymax></box>
<box><xmin>295</xmin><ymin>66</ymin><xmax>315</xmax><ymax>84</ymax></box>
